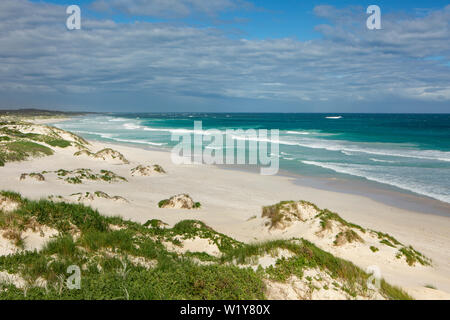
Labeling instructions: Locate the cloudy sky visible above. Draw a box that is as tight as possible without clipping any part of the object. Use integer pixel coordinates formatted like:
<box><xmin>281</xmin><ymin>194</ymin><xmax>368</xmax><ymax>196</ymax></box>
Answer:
<box><xmin>0</xmin><ymin>0</ymin><xmax>449</xmax><ymax>112</ymax></box>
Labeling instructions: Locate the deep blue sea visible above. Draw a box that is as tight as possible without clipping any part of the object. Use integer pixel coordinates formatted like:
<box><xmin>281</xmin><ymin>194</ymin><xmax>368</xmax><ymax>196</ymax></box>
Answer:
<box><xmin>52</xmin><ymin>113</ymin><xmax>450</xmax><ymax>204</ymax></box>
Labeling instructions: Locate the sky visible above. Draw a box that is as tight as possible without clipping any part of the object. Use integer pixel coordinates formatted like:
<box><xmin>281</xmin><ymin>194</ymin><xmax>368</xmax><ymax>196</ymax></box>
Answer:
<box><xmin>0</xmin><ymin>0</ymin><xmax>449</xmax><ymax>113</ymax></box>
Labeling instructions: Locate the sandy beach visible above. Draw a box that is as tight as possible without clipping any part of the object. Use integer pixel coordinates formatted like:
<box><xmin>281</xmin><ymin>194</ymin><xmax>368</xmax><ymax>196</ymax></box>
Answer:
<box><xmin>0</xmin><ymin>118</ymin><xmax>449</xmax><ymax>300</ymax></box>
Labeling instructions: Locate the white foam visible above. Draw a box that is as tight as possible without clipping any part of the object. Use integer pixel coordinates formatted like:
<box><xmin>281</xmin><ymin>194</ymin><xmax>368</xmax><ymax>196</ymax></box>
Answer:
<box><xmin>205</xmin><ymin>145</ymin><xmax>223</xmax><ymax>150</ymax></box>
<box><xmin>123</xmin><ymin>123</ymin><xmax>142</xmax><ymax>130</ymax></box>
<box><xmin>370</xmin><ymin>158</ymin><xmax>397</xmax><ymax>163</ymax></box>
<box><xmin>288</xmin><ymin>138</ymin><xmax>450</xmax><ymax>162</ymax></box>
<box><xmin>143</xmin><ymin>127</ymin><xmax>214</xmax><ymax>135</ymax></box>
<box><xmin>219</xmin><ymin>134</ymin><xmax>450</xmax><ymax>162</ymax></box>
<box><xmin>108</xmin><ymin>118</ymin><xmax>128</xmax><ymax>122</ymax></box>
<box><xmin>229</xmin><ymin>134</ymin><xmax>288</xmax><ymax>144</ymax></box>
<box><xmin>302</xmin><ymin>161</ymin><xmax>450</xmax><ymax>203</ymax></box>
<box><xmin>111</xmin><ymin>137</ymin><xmax>166</xmax><ymax>146</ymax></box>
<box><xmin>286</xmin><ymin>131</ymin><xmax>311</xmax><ymax>135</ymax></box>
<box><xmin>270</xmin><ymin>153</ymin><xmax>281</xmax><ymax>158</ymax></box>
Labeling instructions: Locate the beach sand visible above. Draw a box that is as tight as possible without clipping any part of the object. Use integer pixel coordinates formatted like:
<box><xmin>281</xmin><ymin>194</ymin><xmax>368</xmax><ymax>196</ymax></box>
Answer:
<box><xmin>0</xmin><ymin>121</ymin><xmax>449</xmax><ymax>300</ymax></box>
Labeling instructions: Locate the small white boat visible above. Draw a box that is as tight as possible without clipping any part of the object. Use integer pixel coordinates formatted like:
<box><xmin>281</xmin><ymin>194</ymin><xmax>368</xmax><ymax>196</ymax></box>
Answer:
<box><xmin>325</xmin><ymin>116</ymin><xmax>343</xmax><ymax>119</ymax></box>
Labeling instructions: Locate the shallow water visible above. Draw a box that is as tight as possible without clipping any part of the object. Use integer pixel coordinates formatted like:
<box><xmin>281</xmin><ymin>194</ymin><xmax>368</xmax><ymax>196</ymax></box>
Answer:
<box><xmin>51</xmin><ymin>113</ymin><xmax>450</xmax><ymax>204</ymax></box>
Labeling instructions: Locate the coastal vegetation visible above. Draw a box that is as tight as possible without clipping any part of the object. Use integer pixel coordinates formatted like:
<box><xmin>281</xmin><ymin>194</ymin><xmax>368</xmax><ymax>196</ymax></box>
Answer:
<box><xmin>158</xmin><ymin>194</ymin><xmax>201</xmax><ymax>209</ymax></box>
<box><xmin>0</xmin><ymin>127</ymin><xmax>71</xmax><ymax>149</ymax></box>
<box><xmin>74</xmin><ymin>148</ymin><xmax>129</xmax><ymax>164</ymax></box>
<box><xmin>0</xmin><ymin>191</ymin><xmax>412</xmax><ymax>300</ymax></box>
<box><xmin>333</xmin><ymin>230</ymin><xmax>364</xmax><ymax>246</ymax></box>
<box><xmin>261</xmin><ymin>200</ymin><xmax>431</xmax><ymax>267</ymax></box>
<box><xmin>20</xmin><ymin>173</ymin><xmax>45</xmax><ymax>182</ymax></box>
<box><xmin>68</xmin><ymin>191</ymin><xmax>128</xmax><ymax>203</ymax></box>
<box><xmin>0</xmin><ymin>141</ymin><xmax>54</xmax><ymax>163</ymax></box>
<box><xmin>0</xmin><ymin>108</ymin><xmax>89</xmax><ymax>119</ymax></box>
<box><xmin>0</xmin><ymin>119</ymin><xmax>90</xmax><ymax>166</ymax></box>
<box><xmin>19</xmin><ymin>168</ymin><xmax>128</xmax><ymax>185</ymax></box>
<box><xmin>131</xmin><ymin>164</ymin><xmax>166</xmax><ymax>176</ymax></box>
<box><xmin>397</xmin><ymin>246</ymin><xmax>431</xmax><ymax>267</ymax></box>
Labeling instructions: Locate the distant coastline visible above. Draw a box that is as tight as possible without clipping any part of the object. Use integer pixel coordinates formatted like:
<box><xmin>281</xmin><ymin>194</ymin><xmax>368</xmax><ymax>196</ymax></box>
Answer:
<box><xmin>0</xmin><ymin>108</ymin><xmax>93</xmax><ymax>117</ymax></box>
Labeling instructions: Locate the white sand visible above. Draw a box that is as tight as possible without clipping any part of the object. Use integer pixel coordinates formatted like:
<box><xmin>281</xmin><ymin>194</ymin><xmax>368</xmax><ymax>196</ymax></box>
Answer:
<box><xmin>164</xmin><ymin>236</ymin><xmax>221</xmax><ymax>257</ymax></box>
<box><xmin>0</xmin><ymin>131</ymin><xmax>449</xmax><ymax>299</ymax></box>
<box><xmin>265</xmin><ymin>268</ymin><xmax>384</xmax><ymax>300</ymax></box>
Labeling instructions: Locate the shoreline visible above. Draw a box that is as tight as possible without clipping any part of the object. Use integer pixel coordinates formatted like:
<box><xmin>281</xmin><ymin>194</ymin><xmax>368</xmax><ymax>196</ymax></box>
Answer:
<box><xmin>44</xmin><ymin>116</ymin><xmax>450</xmax><ymax>216</ymax></box>
<box><xmin>73</xmin><ymin>134</ymin><xmax>450</xmax><ymax>218</ymax></box>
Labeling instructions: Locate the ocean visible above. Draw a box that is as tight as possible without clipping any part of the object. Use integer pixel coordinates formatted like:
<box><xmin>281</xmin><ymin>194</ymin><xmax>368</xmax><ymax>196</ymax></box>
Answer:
<box><xmin>51</xmin><ymin>113</ymin><xmax>450</xmax><ymax>204</ymax></box>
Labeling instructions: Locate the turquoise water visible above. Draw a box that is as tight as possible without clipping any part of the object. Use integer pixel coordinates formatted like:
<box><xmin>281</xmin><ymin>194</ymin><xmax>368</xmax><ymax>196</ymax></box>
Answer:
<box><xmin>52</xmin><ymin>113</ymin><xmax>450</xmax><ymax>204</ymax></box>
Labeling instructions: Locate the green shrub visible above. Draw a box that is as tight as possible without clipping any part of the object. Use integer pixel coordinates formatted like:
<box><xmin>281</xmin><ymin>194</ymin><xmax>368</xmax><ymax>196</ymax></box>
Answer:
<box><xmin>380</xmin><ymin>239</ymin><xmax>396</xmax><ymax>248</ymax></box>
<box><xmin>380</xmin><ymin>279</ymin><xmax>413</xmax><ymax>300</ymax></box>
<box><xmin>317</xmin><ymin>209</ymin><xmax>365</xmax><ymax>233</ymax></box>
<box><xmin>45</xmin><ymin>139</ymin><xmax>71</xmax><ymax>148</ymax></box>
<box><xmin>398</xmin><ymin>246</ymin><xmax>431</xmax><ymax>266</ymax></box>
<box><xmin>334</xmin><ymin>229</ymin><xmax>364</xmax><ymax>246</ymax></box>
<box><xmin>158</xmin><ymin>199</ymin><xmax>169</xmax><ymax>208</ymax></box>
<box><xmin>11</xmin><ymin>198</ymin><xmax>108</xmax><ymax>233</ymax></box>
<box><xmin>65</xmin><ymin>176</ymin><xmax>83</xmax><ymax>184</ymax></box>
<box><xmin>374</xmin><ymin>231</ymin><xmax>402</xmax><ymax>246</ymax></box>
<box><xmin>153</xmin><ymin>165</ymin><xmax>166</xmax><ymax>173</ymax></box>
<box><xmin>1</xmin><ymin>141</ymin><xmax>53</xmax><ymax>162</ymax></box>
<box><xmin>143</xmin><ymin>219</ymin><xmax>165</xmax><ymax>228</ymax></box>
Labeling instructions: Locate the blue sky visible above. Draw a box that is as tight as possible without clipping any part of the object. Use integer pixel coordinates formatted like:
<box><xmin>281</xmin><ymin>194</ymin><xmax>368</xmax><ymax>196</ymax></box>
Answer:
<box><xmin>32</xmin><ymin>0</ymin><xmax>450</xmax><ymax>40</ymax></box>
<box><xmin>2</xmin><ymin>0</ymin><xmax>450</xmax><ymax>112</ymax></box>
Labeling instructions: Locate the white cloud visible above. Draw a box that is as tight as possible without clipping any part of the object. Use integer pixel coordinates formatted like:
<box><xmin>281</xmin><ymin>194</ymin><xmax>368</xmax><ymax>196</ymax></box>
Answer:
<box><xmin>91</xmin><ymin>0</ymin><xmax>249</xmax><ymax>18</ymax></box>
<box><xmin>0</xmin><ymin>0</ymin><xmax>449</xmax><ymax>110</ymax></box>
